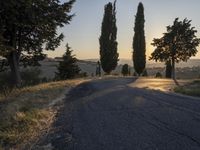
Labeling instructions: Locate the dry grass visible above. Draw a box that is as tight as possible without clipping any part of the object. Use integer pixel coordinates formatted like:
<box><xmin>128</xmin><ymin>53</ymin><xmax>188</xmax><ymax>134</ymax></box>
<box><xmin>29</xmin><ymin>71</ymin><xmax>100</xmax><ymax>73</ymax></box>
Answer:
<box><xmin>0</xmin><ymin>79</ymin><xmax>88</xmax><ymax>149</ymax></box>
<box><xmin>174</xmin><ymin>80</ymin><xmax>200</xmax><ymax>97</ymax></box>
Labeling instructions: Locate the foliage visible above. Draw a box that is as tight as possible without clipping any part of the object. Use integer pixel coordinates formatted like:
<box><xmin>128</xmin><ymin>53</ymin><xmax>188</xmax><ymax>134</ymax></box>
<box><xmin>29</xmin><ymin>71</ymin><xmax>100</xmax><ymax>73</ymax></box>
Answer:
<box><xmin>142</xmin><ymin>69</ymin><xmax>148</xmax><ymax>77</ymax></box>
<box><xmin>133</xmin><ymin>72</ymin><xmax>137</xmax><ymax>76</ymax></box>
<box><xmin>150</xmin><ymin>18</ymin><xmax>200</xmax><ymax>79</ymax></box>
<box><xmin>133</xmin><ymin>2</ymin><xmax>146</xmax><ymax>76</ymax></box>
<box><xmin>55</xmin><ymin>44</ymin><xmax>80</xmax><ymax>80</ymax></box>
<box><xmin>0</xmin><ymin>72</ymin><xmax>13</xmax><ymax>96</ymax></box>
<box><xmin>20</xmin><ymin>68</ymin><xmax>42</xmax><ymax>86</ymax></box>
<box><xmin>0</xmin><ymin>0</ymin><xmax>75</xmax><ymax>85</ymax></box>
<box><xmin>121</xmin><ymin>64</ymin><xmax>129</xmax><ymax>76</ymax></box>
<box><xmin>99</xmin><ymin>0</ymin><xmax>119</xmax><ymax>74</ymax></box>
<box><xmin>0</xmin><ymin>58</ymin><xmax>8</xmax><ymax>72</ymax></box>
<box><xmin>0</xmin><ymin>68</ymin><xmax>44</xmax><ymax>96</ymax></box>
<box><xmin>155</xmin><ymin>72</ymin><xmax>162</xmax><ymax>78</ymax></box>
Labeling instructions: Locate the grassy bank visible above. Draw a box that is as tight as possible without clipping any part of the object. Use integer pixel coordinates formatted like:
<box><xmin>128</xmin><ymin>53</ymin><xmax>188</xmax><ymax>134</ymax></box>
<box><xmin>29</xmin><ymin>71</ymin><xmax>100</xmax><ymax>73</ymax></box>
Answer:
<box><xmin>0</xmin><ymin>79</ymin><xmax>88</xmax><ymax>149</ymax></box>
<box><xmin>174</xmin><ymin>80</ymin><xmax>200</xmax><ymax>97</ymax></box>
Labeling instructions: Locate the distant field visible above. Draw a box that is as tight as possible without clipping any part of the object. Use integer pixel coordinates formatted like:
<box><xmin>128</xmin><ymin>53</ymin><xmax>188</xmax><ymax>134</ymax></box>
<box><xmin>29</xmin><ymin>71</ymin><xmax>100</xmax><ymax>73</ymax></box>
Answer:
<box><xmin>1</xmin><ymin>58</ymin><xmax>200</xmax><ymax>80</ymax></box>
<box><xmin>37</xmin><ymin>59</ymin><xmax>200</xmax><ymax>80</ymax></box>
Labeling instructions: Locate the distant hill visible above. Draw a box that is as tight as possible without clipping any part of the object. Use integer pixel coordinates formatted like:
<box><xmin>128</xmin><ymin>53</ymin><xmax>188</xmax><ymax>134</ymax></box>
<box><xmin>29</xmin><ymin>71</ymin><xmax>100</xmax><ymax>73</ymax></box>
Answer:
<box><xmin>1</xmin><ymin>57</ymin><xmax>199</xmax><ymax>79</ymax></box>
<box><xmin>35</xmin><ymin>58</ymin><xmax>200</xmax><ymax>79</ymax></box>
<box><xmin>85</xmin><ymin>58</ymin><xmax>200</xmax><ymax>68</ymax></box>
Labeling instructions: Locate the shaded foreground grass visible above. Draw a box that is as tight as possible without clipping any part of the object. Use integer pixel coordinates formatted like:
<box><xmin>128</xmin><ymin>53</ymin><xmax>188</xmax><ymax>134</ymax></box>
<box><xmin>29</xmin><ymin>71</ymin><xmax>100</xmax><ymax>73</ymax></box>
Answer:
<box><xmin>174</xmin><ymin>80</ymin><xmax>200</xmax><ymax>97</ymax></box>
<box><xmin>0</xmin><ymin>79</ymin><xmax>88</xmax><ymax>149</ymax></box>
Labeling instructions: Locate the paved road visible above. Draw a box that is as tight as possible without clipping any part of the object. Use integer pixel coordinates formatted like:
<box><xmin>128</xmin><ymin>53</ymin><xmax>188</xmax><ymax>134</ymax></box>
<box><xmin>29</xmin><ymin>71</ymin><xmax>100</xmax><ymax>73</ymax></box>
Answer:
<box><xmin>49</xmin><ymin>78</ymin><xmax>200</xmax><ymax>150</ymax></box>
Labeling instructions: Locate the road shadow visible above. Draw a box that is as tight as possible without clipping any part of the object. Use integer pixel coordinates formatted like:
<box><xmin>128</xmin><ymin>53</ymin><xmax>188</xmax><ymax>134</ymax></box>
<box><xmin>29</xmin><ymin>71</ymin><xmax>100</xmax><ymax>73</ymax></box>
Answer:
<box><xmin>34</xmin><ymin>77</ymin><xmax>138</xmax><ymax>149</ymax></box>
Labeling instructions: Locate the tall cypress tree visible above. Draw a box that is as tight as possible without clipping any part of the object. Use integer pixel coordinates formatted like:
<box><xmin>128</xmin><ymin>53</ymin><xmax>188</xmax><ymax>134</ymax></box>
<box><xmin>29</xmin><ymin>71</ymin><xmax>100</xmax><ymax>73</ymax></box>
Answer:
<box><xmin>133</xmin><ymin>2</ymin><xmax>146</xmax><ymax>76</ymax></box>
<box><xmin>99</xmin><ymin>0</ymin><xmax>118</xmax><ymax>74</ymax></box>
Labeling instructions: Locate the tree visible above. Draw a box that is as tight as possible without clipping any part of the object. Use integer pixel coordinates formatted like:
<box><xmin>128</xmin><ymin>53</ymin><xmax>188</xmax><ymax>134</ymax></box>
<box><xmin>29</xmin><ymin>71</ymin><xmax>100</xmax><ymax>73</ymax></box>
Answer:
<box><xmin>0</xmin><ymin>0</ymin><xmax>75</xmax><ymax>86</ymax></box>
<box><xmin>99</xmin><ymin>0</ymin><xmax>119</xmax><ymax>74</ymax></box>
<box><xmin>55</xmin><ymin>44</ymin><xmax>80</xmax><ymax>80</ymax></box>
<box><xmin>150</xmin><ymin>18</ymin><xmax>200</xmax><ymax>79</ymax></box>
<box><xmin>121</xmin><ymin>64</ymin><xmax>129</xmax><ymax>76</ymax></box>
<box><xmin>133</xmin><ymin>2</ymin><xmax>146</xmax><ymax>76</ymax></box>
<box><xmin>165</xmin><ymin>60</ymin><xmax>172</xmax><ymax>78</ymax></box>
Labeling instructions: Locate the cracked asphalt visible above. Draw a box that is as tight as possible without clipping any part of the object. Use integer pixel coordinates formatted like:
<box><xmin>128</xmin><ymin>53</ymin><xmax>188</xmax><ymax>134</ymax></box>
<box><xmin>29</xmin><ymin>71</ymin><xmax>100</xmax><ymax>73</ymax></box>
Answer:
<box><xmin>48</xmin><ymin>77</ymin><xmax>200</xmax><ymax>150</ymax></box>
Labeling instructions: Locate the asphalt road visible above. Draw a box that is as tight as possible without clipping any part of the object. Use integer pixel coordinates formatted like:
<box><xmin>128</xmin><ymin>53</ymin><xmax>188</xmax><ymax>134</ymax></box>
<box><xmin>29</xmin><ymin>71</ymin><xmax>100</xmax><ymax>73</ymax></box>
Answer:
<box><xmin>49</xmin><ymin>77</ymin><xmax>200</xmax><ymax>150</ymax></box>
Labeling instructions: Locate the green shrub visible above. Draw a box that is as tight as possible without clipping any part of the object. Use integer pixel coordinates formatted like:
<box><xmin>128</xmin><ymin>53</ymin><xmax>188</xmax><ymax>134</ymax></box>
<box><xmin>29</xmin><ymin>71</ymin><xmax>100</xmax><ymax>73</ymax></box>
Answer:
<box><xmin>21</xmin><ymin>68</ymin><xmax>42</xmax><ymax>86</ymax></box>
<box><xmin>0</xmin><ymin>72</ymin><xmax>13</xmax><ymax>96</ymax></box>
<box><xmin>142</xmin><ymin>69</ymin><xmax>148</xmax><ymax>77</ymax></box>
<box><xmin>133</xmin><ymin>72</ymin><xmax>137</xmax><ymax>76</ymax></box>
<box><xmin>155</xmin><ymin>72</ymin><xmax>162</xmax><ymax>78</ymax></box>
<box><xmin>121</xmin><ymin>64</ymin><xmax>129</xmax><ymax>76</ymax></box>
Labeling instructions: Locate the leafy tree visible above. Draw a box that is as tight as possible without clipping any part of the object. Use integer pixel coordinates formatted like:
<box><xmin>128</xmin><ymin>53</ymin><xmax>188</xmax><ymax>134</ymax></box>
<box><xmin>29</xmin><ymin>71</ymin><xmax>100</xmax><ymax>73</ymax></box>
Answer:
<box><xmin>121</xmin><ymin>64</ymin><xmax>129</xmax><ymax>76</ymax></box>
<box><xmin>150</xmin><ymin>18</ymin><xmax>200</xmax><ymax>79</ymax></box>
<box><xmin>99</xmin><ymin>0</ymin><xmax>119</xmax><ymax>74</ymax></box>
<box><xmin>0</xmin><ymin>0</ymin><xmax>75</xmax><ymax>86</ymax></box>
<box><xmin>133</xmin><ymin>2</ymin><xmax>146</xmax><ymax>76</ymax></box>
<box><xmin>55</xmin><ymin>44</ymin><xmax>80</xmax><ymax>80</ymax></box>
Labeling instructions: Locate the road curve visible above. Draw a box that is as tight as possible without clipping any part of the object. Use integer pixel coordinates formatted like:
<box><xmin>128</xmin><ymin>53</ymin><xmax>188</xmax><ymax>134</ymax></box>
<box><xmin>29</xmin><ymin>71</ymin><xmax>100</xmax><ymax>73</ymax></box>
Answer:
<box><xmin>48</xmin><ymin>77</ymin><xmax>200</xmax><ymax>150</ymax></box>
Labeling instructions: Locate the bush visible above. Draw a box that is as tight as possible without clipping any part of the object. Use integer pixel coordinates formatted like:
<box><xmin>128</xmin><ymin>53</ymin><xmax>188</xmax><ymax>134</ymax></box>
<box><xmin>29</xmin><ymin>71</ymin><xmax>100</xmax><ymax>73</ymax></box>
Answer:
<box><xmin>0</xmin><ymin>71</ymin><xmax>13</xmax><ymax>96</ymax></box>
<box><xmin>77</xmin><ymin>72</ymin><xmax>88</xmax><ymax>78</ymax></box>
<box><xmin>0</xmin><ymin>68</ymin><xmax>49</xmax><ymax>96</ymax></box>
<box><xmin>121</xmin><ymin>64</ymin><xmax>129</xmax><ymax>76</ymax></box>
<box><xmin>21</xmin><ymin>68</ymin><xmax>42</xmax><ymax>86</ymax></box>
<box><xmin>133</xmin><ymin>72</ymin><xmax>137</xmax><ymax>76</ymax></box>
<box><xmin>155</xmin><ymin>72</ymin><xmax>162</xmax><ymax>78</ymax></box>
<box><xmin>142</xmin><ymin>69</ymin><xmax>148</xmax><ymax>77</ymax></box>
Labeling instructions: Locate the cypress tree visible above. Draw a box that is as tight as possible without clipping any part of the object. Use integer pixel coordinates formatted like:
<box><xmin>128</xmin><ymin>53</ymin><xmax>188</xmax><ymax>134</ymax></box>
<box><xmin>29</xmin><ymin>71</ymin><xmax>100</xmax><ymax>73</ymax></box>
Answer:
<box><xmin>55</xmin><ymin>44</ymin><xmax>80</xmax><ymax>80</ymax></box>
<box><xmin>133</xmin><ymin>2</ymin><xmax>146</xmax><ymax>76</ymax></box>
<box><xmin>99</xmin><ymin>0</ymin><xmax>119</xmax><ymax>74</ymax></box>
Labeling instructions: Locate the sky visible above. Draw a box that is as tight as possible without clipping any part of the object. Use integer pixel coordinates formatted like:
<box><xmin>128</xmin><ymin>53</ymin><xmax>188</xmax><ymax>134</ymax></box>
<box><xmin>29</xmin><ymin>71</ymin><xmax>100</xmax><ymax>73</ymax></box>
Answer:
<box><xmin>45</xmin><ymin>0</ymin><xmax>200</xmax><ymax>60</ymax></box>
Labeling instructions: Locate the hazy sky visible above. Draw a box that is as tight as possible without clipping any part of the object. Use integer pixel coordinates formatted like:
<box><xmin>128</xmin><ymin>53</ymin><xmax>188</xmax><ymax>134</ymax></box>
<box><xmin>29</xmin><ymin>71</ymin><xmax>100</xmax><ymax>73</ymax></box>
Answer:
<box><xmin>45</xmin><ymin>0</ymin><xmax>200</xmax><ymax>60</ymax></box>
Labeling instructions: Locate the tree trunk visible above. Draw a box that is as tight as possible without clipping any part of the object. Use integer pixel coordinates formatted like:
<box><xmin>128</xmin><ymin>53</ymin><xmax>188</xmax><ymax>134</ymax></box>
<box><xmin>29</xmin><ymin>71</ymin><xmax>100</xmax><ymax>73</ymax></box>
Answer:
<box><xmin>8</xmin><ymin>51</ymin><xmax>21</xmax><ymax>87</ymax></box>
<box><xmin>171</xmin><ymin>56</ymin><xmax>175</xmax><ymax>80</ymax></box>
<box><xmin>165</xmin><ymin>60</ymin><xmax>172</xmax><ymax>78</ymax></box>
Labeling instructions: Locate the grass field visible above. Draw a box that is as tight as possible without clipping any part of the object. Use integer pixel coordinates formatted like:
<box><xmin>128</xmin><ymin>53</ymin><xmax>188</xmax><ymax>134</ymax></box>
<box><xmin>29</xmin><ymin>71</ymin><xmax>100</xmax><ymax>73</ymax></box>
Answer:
<box><xmin>174</xmin><ymin>80</ymin><xmax>200</xmax><ymax>97</ymax></box>
<box><xmin>0</xmin><ymin>79</ymin><xmax>88</xmax><ymax>150</ymax></box>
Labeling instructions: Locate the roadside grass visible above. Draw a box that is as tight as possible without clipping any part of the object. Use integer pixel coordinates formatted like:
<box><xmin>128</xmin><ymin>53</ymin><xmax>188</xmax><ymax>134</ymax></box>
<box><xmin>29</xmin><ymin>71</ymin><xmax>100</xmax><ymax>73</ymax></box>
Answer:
<box><xmin>0</xmin><ymin>79</ymin><xmax>87</xmax><ymax>149</ymax></box>
<box><xmin>174</xmin><ymin>80</ymin><xmax>200</xmax><ymax>97</ymax></box>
